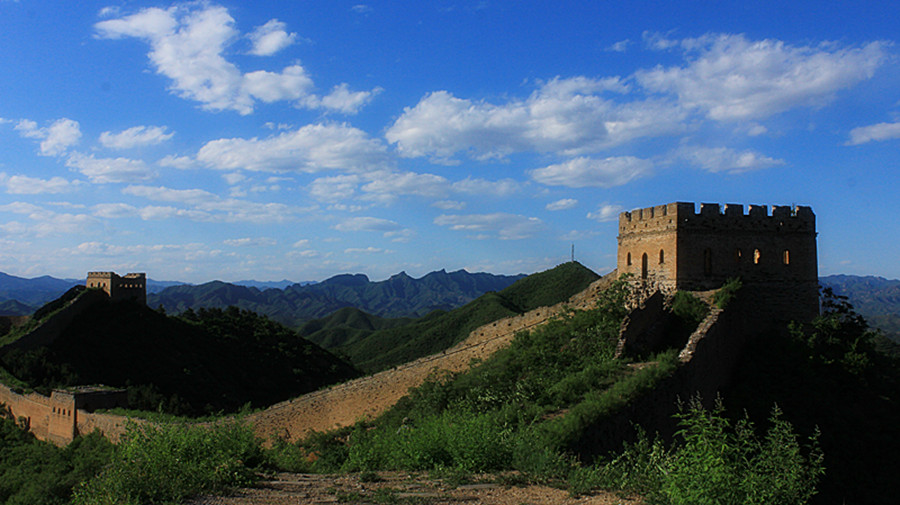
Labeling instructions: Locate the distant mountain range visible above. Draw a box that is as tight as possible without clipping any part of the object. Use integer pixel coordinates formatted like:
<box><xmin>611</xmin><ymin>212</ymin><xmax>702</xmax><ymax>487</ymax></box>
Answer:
<box><xmin>2</xmin><ymin>271</ymin><xmax>897</xmax><ymax>339</ymax></box>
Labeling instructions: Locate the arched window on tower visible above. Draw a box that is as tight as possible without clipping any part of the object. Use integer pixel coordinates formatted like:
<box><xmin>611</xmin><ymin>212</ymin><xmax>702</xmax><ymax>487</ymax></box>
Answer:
<box><xmin>626</xmin><ymin>252</ymin><xmax>632</xmax><ymax>266</ymax></box>
<box><xmin>735</xmin><ymin>248</ymin><xmax>742</xmax><ymax>263</ymax></box>
<box><xmin>659</xmin><ymin>249</ymin><xmax>665</xmax><ymax>264</ymax></box>
<box><xmin>754</xmin><ymin>249</ymin><xmax>761</xmax><ymax>265</ymax></box>
<box><xmin>641</xmin><ymin>253</ymin><xmax>648</xmax><ymax>280</ymax></box>
<box><xmin>704</xmin><ymin>248</ymin><xmax>712</xmax><ymax>276</ymax></box>
<box><xmin>783</xmin><ymin>249</ymin><xmax>790</xmax><ymax>265</ymax></box>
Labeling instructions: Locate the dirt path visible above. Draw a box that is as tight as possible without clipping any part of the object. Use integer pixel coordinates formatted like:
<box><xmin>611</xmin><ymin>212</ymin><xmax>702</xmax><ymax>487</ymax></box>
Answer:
<box><xmin>189</xmin><ymin>471</ymin><xmax>643</xmax><ymax>505</ymax></box>
<box><xmin>243</xmin><ymin>275</ymin><xmax>614</xmax><ymax>443</ymax></box>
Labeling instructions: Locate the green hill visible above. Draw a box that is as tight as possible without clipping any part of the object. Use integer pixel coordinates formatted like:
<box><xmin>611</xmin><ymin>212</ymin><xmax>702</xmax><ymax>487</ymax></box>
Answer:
<box><xmin>0</xmin><ymin>299</ymin><xmax>358</xmax><ymax>416</ymax></box>
<box><xmin>308</xmin><ymin>262</ymin><xmax>602</xmax><ymax>372</ymax></box>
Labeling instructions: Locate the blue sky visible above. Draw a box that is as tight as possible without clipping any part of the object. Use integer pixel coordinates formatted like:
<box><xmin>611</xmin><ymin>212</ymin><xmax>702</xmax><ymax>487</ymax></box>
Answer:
<box><xmin>1</xmin><ymin>1</ymin><xmax>899</xmax><ymax>283</ymax></box>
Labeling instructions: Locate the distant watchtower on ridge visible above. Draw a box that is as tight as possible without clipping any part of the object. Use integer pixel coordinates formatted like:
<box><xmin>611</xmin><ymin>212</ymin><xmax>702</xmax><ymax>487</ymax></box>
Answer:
<box><xmin>86</xmin><ymin>271</ymin><xmax>147</xmax><ymax>305</ymax></box>
<box><xmin>617</xmin><ymin>202</ymin><xmax>818</xmax><ymax>324</ymax></box>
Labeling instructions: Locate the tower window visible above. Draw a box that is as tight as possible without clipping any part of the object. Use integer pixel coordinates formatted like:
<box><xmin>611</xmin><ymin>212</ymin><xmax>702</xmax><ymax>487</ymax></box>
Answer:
<box><xmin>783</xmin><ymin>249</ymin><xmax>790</xmax><ymax>265</ymax></box>
<box><xmin>627</xmin><ymin>252</ymin><xmax>632</xmax><ymax>266</ymax></box>
<box><xmin>754</xmin><ymin>249</ymin><xmax>761</xmax><ymax>265</ymax></box>
<box><xmin>735</xmin><ymin>248</ymin><xmax>742</xmax><ymax>263</ymax></box>
<box><xmin>659</xmin><ymin>249</ymin><xmax>665</xmax><ymax>264</ymax></box>
<box><xmin>641</xmin><ymin>253</ymin><xmax>648</xmax><ymax>279</ymax></box>
<box><xmin>704</xmin><ymin>248</ymin><xmax>712</xmax><ymax>276</ymax></box>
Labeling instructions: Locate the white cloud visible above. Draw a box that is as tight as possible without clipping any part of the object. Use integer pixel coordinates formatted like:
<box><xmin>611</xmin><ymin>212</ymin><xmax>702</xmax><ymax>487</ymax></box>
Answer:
<box><xmin>546</xmin><ymin>198</ymin><xmax>577</xmax><ymax>211</ymax></box>
<box><xmin>15</xmin><ymin>118</ymin><xmax>82</xmax><ymax>156</ymax></box>
<box><xmin>196</xmin><ymin>123</ymin><xmax>389</xmax><ymax>173</ymax></box>
<box><xmin>123</xmin><ymin>184</ymin><xmax>300</xmax><ymax>223</ymax></box>
<box><xmin>451</xmin><ymin>177</ymin><xmax>521</xmax><ymax>197</ymax></box>
<box><xmin>360</xmin><ymin>171</ymin><xmax>449</xmax><ymax>202</ymax></box>
<box><xmin>334</xmin><ymin>216</ymin><xmax>401</xmax><ymax>232</ymax></box>
<box><xmin>586</xmin><ymin>203</ymin><xmax>623</xmax><ymax>222</ymax></box>
<box><xmin>0</xmin><ymin>202</ymin><xmax>94</xmax><ymax>237</ymax></box>
<box><xmin>317</xmin><ymin>83</ymin><xmax>381</xmax><ymax>114</ymax></box>
<box><xmin>637</xmin><ymin>34</ymin><xmax>889</xmax><ymax>121</ymax></box>
<box><xmin>529</xmin><ymin>156</ymin><xmax>652</xmax><ymax>188</ymax></box>
<box><xmin>224</xmin><ymin>237</ymin><xmax>277</xmax><ymax>247</ymax></box>
<box><xmin>92</xmin><ymin>203</ymin><xmax>139</xmax><ymax>218</ymax></box>
<box><xmin>386</xmin><ymin>77</ymin><xmax>680</xmax><ymax>162</ymax></box>
<box><xmin>434</xmin><ymin>213</ymin><xmax>542</xmax><ymax>240</ymax></box>
<box><xmin>95</xmin><ymin>4</ymin><xmax>376</xmax><ymax>114</ymax></box>
<box><xmin>158</xmin><ymin>154</ymin><xmax>197</xmax><ymax>169</ymax></box>
<box><xmin>432</xmin><ymin>200</ymin><xmax>466</xmax><ymax>210</ymax></box>
<box><xmin>309</xmin><ymin>174</ymin><xmax>362</xmax><ymax>202</ymax></box>
<box><xmin>344</xmin><ymin>246</ymin><xmax>388</xmax><ymax>254</ymax></box>
<box><xmin>677</xmin><ymin>146</ymin><xmax>785</xmax><ymax>173</ymax></box>
<box><xmin>100</xmin><ymin>125</ymin><xmax>174</xmax><ymax>149</ymax></box>
<box><xmin>0</xmin><ymin>173</ymin><xmax>80</xmax><ymax>194</ymax></box>
<box><xmin>66</xmin><ymin>152</ymin><xmax>157</xmax><ymax>183</ymax></box>
<box><xmin>607</xmin><ymin>39</ymin><xmax>630</xmax><ymax>52</ymax></box>
<box><xmin>846</xmin><ymin>121</ymin><xmax>900</xmax><ymax>145</ymax></box>
<box><xmin>247</xmin><ymin>19</ymin><xmax>296</xmax><ymax>56</ymax></box>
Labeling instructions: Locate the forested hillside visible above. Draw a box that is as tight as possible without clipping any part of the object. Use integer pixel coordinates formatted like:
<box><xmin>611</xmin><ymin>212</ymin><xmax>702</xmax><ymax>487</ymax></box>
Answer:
<box><xmin>303</xmin><ymin>262</ymin><xmax>601</xmax><ymax>372</ymax></box>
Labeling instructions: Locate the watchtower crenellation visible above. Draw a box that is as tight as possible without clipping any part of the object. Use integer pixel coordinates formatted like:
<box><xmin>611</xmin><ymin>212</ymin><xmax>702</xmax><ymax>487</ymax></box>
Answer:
<box><xmin>617</xmin><ymin>201</ymin><xmax>818</xmax><ymax>325</ymax></box>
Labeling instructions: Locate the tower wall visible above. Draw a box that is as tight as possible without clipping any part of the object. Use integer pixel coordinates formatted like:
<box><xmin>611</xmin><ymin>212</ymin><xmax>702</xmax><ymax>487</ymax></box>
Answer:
<box><xmin>617</xmin><ymin>202</ymin><xmax>818</xmax><ymax>324</ymax></box>
<box><xmin>86</xmin><ymin>271</ymin><xmax>146</xmax><ymax>304</ymax></box>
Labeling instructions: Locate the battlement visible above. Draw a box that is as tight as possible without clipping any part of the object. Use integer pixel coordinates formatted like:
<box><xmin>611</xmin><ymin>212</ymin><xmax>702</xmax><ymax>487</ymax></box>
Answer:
<box><xmin>619</xmin><ymin>202</ymin><xmax>815</xmax><ymax>236</ymax></box>
<box><xmin>86</xmin><ymin>271</ymin><xmax>146</xmax><ymax>304</ymax></box>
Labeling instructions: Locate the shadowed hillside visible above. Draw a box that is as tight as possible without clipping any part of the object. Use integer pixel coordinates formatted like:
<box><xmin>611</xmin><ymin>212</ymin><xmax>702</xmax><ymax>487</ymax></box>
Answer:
<box><xmin>0</xmin><ymin>298</ymin><xmax>358</xmax><ymax>416</ymax></box>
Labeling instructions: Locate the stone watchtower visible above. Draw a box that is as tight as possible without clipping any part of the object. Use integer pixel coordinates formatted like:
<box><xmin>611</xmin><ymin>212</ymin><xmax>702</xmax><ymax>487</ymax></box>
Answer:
<box><xmin>86</xmin><ymin>271</ymin><xmax>147</xmax><ymax>305</ymax></box>
<box><xmin>617</xmin><ymin>202</ymin><xmax>818</xmax><ymax>324</ymax></box>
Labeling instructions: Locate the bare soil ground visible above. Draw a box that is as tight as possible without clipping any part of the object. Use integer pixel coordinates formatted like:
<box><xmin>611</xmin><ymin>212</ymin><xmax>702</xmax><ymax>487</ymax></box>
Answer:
<box><xmin>189</xmin><ymin>471</ymin><xmax>643</xmax><ymax>505</ymax></box>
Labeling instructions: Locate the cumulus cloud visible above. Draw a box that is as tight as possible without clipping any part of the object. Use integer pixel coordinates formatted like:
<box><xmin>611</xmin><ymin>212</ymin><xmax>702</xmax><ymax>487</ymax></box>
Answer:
<box><xmin>434</xmin><ymin>213</ymin><xmax>542</xmax><ymax>240</ymax></box>
<box><xmin>196</xmin><ymin>123</ymin><xmax>390</xmax><ymax>173</ymax></box>
<box><xmin>529</xmin><ymin>156</ymin><xmax>652</xmax><ymax>188</ymax></box>
<box><xmin>66</xmin><ymin>152</ymin><xmax>157</xmax><ymax>183</ymax></box>
<box><xmin>451</xmin><ymin>177</ymin><xmax>521</xmax><ymax>197</ymax></box>
<box><xmin>15</xmin><ymin>118</ymin><xmax>82</xmax><ymax>156</ymax></box>
<box><xmin>586</xmin><ymin>203</ymin><xmax>624</xmax><ymax>222</ymax></box>
<box><xmin>247</xmin><ymin>19</ymin><xmax>296</xmax><ymax>56</ymax></box>
<box><xmin>546</xmin><ymin>198</ymin><xmax>577</xmax><ymax>211</ymax></box>
<box><xmin>637</xmin><ymin>34</ymin><xmax>889</xmax><ymax>121</ymax></box>
<box><xmin>846</xmin><ymin>121</ymin><xmax>900</xmax><ymax>145</ymax></box>
<box><xmin>360</xmin><ymin>171</ymin><xmax>449</xmax><ymax>203</ymax></box>
<box><xmin>432</xmin><ymin>200</ymin><xmax>466</xmax><ymax>210</ymax></box>
<box><xmin>100</xmin><ymin>125</ymin><xmax>174</xmax><ymax>149</ymax></box>
<box><xmin>95</xmin><ymin>4</ymin><xmax>376</xmax><ymax>114</ymax></box>
<box><xmin>0</xmin><ymin>173</ymin><xmax>80</xmax><ymax>194</ymax></box>
<box><xmin>385</xmin><ymin>76</ymin><xmax>680</xmax><ymax>163</ymax></box>
<box><xmin>345</xmin><ymin>246</ymin><xmax>388</xmax><ymax>254</ymax></box>
<box><xmin>677</xmin><ymin>146</ymin><xmax>785</xmax><ymax>173</ymax></box>
<box><xmin>317</xmin><ymin>83</ymin><xmax>382</xmax><ymax>114</ymax></box>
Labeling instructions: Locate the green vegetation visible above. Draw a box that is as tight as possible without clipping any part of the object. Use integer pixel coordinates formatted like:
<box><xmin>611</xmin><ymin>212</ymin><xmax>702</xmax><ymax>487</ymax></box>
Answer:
<box><xmin>72</xmin><ymin>422</ymin><xmax>262</xmax><ymax>505</ymax></box>
<box><xmin>280</xmin><ymin>277</ymin><xmax>824</xmax><ymax>503</ymax></box>
<box><xmin>569</xmin><ymin>400</ymin><xmax>824</xmax><ymax>505</ymax></box>
<box><xmin>0</xmin><ymin>416</ymin><xmax>113</xmax><ymax>505</ymax></box>
<box><xmin>0</xmin><ymin>302</ymin><xmax>358</xmax><ymax>416</ymax></box>
<box><xmin>820</xmin><ymin>274</ymin><xmax>900</xmax><ymax>343</ymax></box>
<box><xmin>316</xmin><ymin>261</ymin><xmax>601</xmax><ymax>372</ymax></box>
<box><xmin>712</xmin><ymin>277</ymin><xmax>742</xmax><ymax>309</ymax></box>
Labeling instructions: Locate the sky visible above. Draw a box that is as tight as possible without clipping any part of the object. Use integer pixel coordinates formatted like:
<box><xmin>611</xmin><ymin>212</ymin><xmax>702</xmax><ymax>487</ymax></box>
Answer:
<box><xmin>1</xmin><ymin>1</ymin><xmax>899</xmax><ymax>283</ymax></box>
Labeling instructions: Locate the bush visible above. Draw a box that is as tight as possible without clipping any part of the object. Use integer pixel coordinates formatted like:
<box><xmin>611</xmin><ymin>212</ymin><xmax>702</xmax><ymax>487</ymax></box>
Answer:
<box><xmin>712</xmin><ymin>278</ymin><xmax>742</xmax><ymax>309</ymax></box>
<box><xmin>72</xmin><ymin>422</ymin><xmax>262</xmax><ymax>505</ymax></box>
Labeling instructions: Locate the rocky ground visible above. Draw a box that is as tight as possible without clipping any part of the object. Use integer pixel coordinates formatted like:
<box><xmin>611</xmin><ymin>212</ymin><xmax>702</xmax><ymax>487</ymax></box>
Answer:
<box><xmin>189</xmin><ymin>471</ymin><xmax>643</xmax><ymax>505</ymax></box>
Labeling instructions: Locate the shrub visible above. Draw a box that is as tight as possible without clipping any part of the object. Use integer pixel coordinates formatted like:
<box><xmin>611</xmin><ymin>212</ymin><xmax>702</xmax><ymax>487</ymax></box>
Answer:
<box><xmin>72</xmin><ymin>422</ymin><xmax>262</xmax><ymax>505</ymax></box>
<box><xmin>712</xmin><ymin>278</ymin><xmax>742</xmax><ymax>309</ymax></box>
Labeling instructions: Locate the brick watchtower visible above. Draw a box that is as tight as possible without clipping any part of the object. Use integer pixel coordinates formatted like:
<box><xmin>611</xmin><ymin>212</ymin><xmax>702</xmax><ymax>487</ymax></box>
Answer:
<box><xmin>85</xmin><ymin>272</ymin><xmax>147</xmax><ymax>305</ymax></box>
<box><xmin>617</xmin><ymin>202</ymin><xmax>818</xmax><ymax>324</ymax></box>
